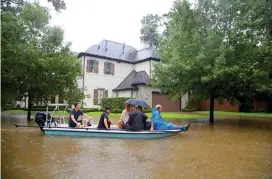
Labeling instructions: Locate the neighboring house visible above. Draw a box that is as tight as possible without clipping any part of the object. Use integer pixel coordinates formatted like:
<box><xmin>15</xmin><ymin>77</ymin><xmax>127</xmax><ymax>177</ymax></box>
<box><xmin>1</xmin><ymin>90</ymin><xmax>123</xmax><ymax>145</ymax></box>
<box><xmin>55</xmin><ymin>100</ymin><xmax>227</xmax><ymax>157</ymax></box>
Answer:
<box><xmin>77</xmin><ymin>39</ymin><xmax>184</xmax><ymax>112</ymax></box>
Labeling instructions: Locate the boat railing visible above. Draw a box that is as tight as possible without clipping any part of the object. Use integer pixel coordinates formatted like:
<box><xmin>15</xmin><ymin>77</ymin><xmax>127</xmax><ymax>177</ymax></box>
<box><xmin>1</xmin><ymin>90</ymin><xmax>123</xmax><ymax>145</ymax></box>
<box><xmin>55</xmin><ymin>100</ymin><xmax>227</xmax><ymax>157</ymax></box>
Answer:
<box><xmin>46</xmin><ymin>103</ymin><xmax>69</xmax><ymax>127</ymax></box>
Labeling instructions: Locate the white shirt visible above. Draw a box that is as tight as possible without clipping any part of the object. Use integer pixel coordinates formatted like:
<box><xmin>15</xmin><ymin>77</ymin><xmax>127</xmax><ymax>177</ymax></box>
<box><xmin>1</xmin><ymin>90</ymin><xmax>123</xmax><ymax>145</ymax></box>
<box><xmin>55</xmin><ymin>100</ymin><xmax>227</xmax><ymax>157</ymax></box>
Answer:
<box><xmin>120</xmin><ymin>110</ymin><xmax>129</xmax><ymax>123</ymax></box>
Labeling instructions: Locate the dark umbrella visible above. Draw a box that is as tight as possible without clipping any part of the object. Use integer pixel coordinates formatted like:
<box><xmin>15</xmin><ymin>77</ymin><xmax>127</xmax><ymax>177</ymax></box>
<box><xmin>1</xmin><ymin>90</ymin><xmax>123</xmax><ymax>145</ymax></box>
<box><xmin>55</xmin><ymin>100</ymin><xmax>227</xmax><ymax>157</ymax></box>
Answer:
<box><xmin>125</xmin><ymin>99</ymin><xmax>149</xmax><ymax>108</ymax></box>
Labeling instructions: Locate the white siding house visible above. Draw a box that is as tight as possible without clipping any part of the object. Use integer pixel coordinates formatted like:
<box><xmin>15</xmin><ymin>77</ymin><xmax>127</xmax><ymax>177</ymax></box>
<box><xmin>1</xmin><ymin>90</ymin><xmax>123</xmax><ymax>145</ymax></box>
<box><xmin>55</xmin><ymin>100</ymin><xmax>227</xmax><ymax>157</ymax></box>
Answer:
<box><xmin>77</xmin><ymin>40</ymin><xmax>186</xmax><ymax>112</ymax></box>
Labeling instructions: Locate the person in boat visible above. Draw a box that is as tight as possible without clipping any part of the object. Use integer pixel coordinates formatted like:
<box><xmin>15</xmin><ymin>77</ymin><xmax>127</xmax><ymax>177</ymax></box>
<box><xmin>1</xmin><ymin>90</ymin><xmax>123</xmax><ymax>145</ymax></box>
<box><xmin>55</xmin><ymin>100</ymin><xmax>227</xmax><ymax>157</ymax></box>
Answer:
<box><xmin>98</xmin><ymin>106</ymin><xmax>112</xmax><ymax>130</ymax></box>
<box><xmin>123</xmin><ymin>106</ymin><xmax>148</xmax><ymax>131</ymax></box>
<box><xmin>117</xmin><ymin>104</ymin><xmax>131</xmax><ymax>129</ymax></box>
<box><xmin>151</xmin><ymin>104</ymin><xmax>190</xmax><ymax>131</ymax></box>
<box><xmin>69</xmin><ymin>103</ymin><xmax>92</xmax><ymax>128</ymax></box>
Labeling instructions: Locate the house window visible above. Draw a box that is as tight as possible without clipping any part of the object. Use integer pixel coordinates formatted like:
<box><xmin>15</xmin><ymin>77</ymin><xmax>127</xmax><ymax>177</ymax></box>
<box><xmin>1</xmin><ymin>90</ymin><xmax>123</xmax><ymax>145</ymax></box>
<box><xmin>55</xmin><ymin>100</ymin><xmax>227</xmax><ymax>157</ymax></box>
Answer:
<box><xmin>87</xmin><ymin>59</ymin><xmax>98</xmax><ymax>73</ymax></box>
<box><xmin>90</xmin><ymin>60</ymin><xmax>95</xmax><ymax>72</ymax></box>
<box><xmin>105</xmin><ymin>63</ymin><xmax>111</xmax><ymax>74</ymax></box>
<box><xmin>104</xmin><ymin>62</ymin><xmax>114</xmax><ymax>75</ymax></box>
<box><xmin>116</xmin><ymin>92</ymin><xmax>119</xmax><ymax>97</ymax></box>
<box><xmin>98</xmin><ymin>88</ymin><xmax>104</xmax><ymax>105</ymax></box>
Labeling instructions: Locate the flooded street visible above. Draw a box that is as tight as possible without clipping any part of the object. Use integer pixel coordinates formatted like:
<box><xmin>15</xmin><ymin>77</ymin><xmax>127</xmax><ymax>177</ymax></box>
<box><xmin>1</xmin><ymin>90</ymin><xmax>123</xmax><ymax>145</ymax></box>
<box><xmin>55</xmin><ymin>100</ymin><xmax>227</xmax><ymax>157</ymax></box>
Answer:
<box><xmin>1</xmin><ymin>116</ymin><xmax>272</xmax><ymax>179</ymax></box>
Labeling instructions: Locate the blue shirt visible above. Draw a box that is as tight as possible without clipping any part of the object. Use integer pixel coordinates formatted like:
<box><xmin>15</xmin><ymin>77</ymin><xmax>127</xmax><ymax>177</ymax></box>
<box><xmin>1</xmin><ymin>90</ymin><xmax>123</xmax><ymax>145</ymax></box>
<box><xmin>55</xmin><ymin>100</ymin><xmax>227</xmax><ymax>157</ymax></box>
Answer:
<box><xmin>69</xmin><ymin>109</ymin><xmax>83</xmax><ymax>126</ymax></box>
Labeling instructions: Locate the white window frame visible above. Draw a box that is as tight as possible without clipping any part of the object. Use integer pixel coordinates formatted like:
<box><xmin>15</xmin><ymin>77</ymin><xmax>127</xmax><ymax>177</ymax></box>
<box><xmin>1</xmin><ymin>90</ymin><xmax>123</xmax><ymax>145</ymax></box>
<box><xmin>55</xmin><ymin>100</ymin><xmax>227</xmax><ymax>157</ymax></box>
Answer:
<box><xmin>97</xmin><ymin>88</ymin><xmax>105</xmax><ymax>105</ymax></box>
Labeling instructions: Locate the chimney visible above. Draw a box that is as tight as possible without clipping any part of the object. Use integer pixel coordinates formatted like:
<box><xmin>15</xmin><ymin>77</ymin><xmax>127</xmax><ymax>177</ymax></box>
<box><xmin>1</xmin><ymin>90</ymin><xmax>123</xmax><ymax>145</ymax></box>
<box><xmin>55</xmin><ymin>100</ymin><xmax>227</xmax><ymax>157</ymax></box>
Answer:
<box><xmin>122</xmin><ymin>42</ymin><xmax>125</xmax><ymax>54</ymax></box>
<box><xmin>104</xmin><ymin>40</ymin><xmax>108</xmax><ymax>51</ymax></box>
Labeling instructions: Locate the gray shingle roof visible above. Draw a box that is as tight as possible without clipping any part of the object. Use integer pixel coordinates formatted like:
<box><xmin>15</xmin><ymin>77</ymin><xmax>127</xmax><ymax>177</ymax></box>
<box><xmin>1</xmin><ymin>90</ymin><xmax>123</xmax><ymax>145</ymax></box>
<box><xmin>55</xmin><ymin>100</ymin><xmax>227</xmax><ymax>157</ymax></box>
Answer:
<box><xmin>78</xmin><ymin>40</ymin><xmax>159</xmax><ymax>63</ymax></box>
<box><xmin>113</xmin><ymin>70</ymin><xmax>151</xmax><ymax>91</ymax></box>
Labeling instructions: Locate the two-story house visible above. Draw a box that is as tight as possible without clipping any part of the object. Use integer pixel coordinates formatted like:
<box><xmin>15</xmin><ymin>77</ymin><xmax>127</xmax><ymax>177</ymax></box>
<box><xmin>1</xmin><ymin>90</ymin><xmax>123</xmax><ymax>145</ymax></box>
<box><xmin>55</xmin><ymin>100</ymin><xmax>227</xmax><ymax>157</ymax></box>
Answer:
<box><xmin>77</xmin><ymin>40</ymin><xmax>184</xmax><ymax>112</ymax></box>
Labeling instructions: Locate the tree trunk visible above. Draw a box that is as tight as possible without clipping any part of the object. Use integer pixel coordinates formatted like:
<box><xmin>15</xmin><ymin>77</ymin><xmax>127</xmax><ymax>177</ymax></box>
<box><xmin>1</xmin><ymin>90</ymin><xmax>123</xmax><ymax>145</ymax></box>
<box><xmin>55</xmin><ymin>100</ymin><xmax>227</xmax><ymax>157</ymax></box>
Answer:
<box><xmin>209</xmin><ymin>94</ymin><xmax>215</xmax><ymax>124</ymax></box>
<box><xmin>27</xmin><ymin>95</ymin><xmax>32</xmax><ymax>122</ymax></box>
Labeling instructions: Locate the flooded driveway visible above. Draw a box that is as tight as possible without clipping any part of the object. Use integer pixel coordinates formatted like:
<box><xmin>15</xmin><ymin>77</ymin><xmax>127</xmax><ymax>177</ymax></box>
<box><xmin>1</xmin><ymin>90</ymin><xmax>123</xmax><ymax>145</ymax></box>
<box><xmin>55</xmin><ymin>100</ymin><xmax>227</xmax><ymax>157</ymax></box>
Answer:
<box><xmin>1</xmin><ymin>116</ymin><xmax>272</xmax><ymax>179</ymax></box>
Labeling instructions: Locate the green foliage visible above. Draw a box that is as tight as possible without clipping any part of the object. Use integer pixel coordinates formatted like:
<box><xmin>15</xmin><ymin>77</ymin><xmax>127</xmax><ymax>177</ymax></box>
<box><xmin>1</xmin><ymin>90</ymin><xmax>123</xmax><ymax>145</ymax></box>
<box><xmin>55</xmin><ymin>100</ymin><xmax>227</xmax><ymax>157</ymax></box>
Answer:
<box><xmin>111</xmin><ymin>109</ymin><xmax>123</xmax><ymax>113</ymax></box>
<box><xmin>143</xmin><ymin>106</ymin><xmax>152</xmax><ymax>113</ymax></box>
<box><xmin>181</xmin><ymin>108</ymin><xmax>198</xmax><ymax>112</ymax></box>
<box><xmin>152</xmin><ymin>0</ymin><xmax>272</xmax><ymax>121</ymax></box>
<box><xmin>101</xmin><ymin>97</ymin><xmax>130</xmax><ymax>110</ymax></box>
<box><xmin>1</xmin><ymin>2</ymin><xmax>84</xmax><ymax>118</ymax></box>
<box><xmin>1</xmin><ymin>0</ymin><xmax>66</xmax><ymax>12</ymax></box>
<box><xmin>140</xmin><ymin>14</ymin><xmax>162</xmax><ymax>48</ymax></box>
<box><xmin>81</xmin><ymin>108</ymin><xmax>100</xmax><ymax>113</ymax></box>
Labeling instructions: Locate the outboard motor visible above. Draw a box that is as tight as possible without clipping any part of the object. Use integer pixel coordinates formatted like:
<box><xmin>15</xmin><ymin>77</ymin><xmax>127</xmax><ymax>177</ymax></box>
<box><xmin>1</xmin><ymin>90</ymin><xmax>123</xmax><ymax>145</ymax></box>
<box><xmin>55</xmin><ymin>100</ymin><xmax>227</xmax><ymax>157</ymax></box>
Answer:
<box><xmin>34</xmin><ymin>112</ymin><xmax>51</xmax><ymax>131</ymax></box>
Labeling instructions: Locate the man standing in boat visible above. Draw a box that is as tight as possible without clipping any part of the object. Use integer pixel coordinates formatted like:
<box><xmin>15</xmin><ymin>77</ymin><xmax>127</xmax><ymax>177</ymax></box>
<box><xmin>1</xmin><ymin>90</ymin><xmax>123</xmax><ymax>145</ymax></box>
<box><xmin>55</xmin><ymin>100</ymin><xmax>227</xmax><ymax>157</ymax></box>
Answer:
<box><xmin>69</xmin><ymin>102</ymin><xmax>92</xmax><ymax>128</ymax></box>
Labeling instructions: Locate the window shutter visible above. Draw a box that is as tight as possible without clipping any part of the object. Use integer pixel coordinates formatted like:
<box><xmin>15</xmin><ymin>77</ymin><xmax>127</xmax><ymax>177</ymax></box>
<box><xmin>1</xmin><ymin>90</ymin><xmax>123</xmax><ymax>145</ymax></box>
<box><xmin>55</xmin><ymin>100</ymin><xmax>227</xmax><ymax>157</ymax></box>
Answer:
<box><xmin>86</xmin><ymin>59</ymin><xmax>91</xmax><ymax>72</ymax></box>
<box><xmin>93</xmin><ymin>89</ymin><xmax>98</xmax><ymax>105</ymax></box>
<box><xmin>104</xmin><ymin>62</ymin><xmax>107</xmax><ymax>74</ymax></box>
<box><xmin>104</xmin><ymin>90</ymin><xmax>108</xmax><ymax>98</ymax></box>
<box><xmin>111</xmin><ymin>63</ymin><xmax>115</xmax><ymax>75</ymax></box>
<box><xmin>95</xmin><ymin>61</ymin><xmax>99</xmax><ymax>73</ymax></box>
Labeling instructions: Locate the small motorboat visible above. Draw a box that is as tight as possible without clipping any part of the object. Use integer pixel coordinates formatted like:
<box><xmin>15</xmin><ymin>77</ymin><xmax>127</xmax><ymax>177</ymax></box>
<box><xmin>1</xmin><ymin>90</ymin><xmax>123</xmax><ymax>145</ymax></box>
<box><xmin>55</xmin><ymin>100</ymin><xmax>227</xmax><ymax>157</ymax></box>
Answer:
<box><xmin>13</xmin><ymin>103</ymin><xmax>185</xmax><ymax>139</ymax></box>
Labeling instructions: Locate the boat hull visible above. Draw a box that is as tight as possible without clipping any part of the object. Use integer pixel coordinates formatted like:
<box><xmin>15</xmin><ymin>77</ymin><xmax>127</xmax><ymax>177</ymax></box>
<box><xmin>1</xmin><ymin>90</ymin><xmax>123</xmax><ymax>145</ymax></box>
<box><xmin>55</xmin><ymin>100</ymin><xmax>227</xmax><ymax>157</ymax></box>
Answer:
<box><xmin>43</xmin><ymin>128</ymin><xmax>181</xmax><ymax>139</ymax></box>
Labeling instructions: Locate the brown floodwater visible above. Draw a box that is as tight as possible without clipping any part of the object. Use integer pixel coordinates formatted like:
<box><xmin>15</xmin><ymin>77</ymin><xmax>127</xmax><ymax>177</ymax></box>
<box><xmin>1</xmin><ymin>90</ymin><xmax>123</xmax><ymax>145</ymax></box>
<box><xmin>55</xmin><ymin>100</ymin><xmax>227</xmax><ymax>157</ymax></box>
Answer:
<box><xmin>1</xmin><ymin>115</ymin><xmax>272</xmax><ymax>179</ymax></box>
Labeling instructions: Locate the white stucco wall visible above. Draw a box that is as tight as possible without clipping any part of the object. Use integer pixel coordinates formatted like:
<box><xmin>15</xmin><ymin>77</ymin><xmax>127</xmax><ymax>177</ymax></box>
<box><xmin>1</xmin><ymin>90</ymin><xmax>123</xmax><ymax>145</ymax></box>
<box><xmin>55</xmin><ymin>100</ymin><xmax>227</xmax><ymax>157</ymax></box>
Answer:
<box><xmin>134</xmin><ymin>61</ymin><xmax>150</xmax><ymax>75</ymax></box>
<box><xmin>118</xmin><ymin>90</ymin><xmax>132</xmax><ymax>97</ymax></box>
<box><xmin>81</xmin><ymin>56</ymin><xmax>134</xmax><ymax>108</ymax></box>
<box><xmin>134</xmin><ymin>60</ymin><xmax>159</xmax><ymax>78</ymax></box>
<box><xmin>132</xmin><ymin>90</ymin><xmax>137</xmax><ymax>98</ymax></box>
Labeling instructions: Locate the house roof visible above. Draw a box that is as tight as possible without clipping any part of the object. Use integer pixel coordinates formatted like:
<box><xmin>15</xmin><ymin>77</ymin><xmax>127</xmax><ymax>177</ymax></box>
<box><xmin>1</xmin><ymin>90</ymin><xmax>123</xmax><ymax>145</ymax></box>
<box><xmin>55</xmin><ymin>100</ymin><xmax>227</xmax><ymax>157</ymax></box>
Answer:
<box><xmin>113</xmin><ymin>70</ymin><xmax>151</xmax><ymax>91</ymax></box>
<box><xmin>77</xmin><ymin>40</ymin><xmax>160</xmax><ymax>64</ymax></box>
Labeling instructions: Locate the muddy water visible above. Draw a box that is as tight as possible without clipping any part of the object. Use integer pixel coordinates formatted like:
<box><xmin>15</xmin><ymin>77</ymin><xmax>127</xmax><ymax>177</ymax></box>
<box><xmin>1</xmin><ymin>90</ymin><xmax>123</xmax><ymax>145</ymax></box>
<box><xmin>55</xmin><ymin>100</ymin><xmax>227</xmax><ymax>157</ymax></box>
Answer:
<box><xmin>1</xmin><ymin>116</ymin><xmax>272</xmax><ymax>179</ymax></box>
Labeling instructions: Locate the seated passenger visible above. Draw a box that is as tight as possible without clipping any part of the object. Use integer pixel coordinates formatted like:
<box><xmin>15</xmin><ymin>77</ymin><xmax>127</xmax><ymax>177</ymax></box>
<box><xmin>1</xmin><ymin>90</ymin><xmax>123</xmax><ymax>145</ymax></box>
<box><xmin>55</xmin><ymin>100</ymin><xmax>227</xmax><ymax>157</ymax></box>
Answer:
<box><xmin>98</xmin><ymin>107</ymin><xmax>112</xmax><ymax>130</ymax></box>
<box><xmin>123</xmin><ymin>106</ymin><xmax>147</xmax><ymax>131</ymax></box>
<box><xmin>117</xmin><ymin>104</ymin><xmax>131</xmax><ymax>129</ymax></box>
<box><xmin>151</xmin><ymin>104</ymin><xmax>190</xmax><ymax>131</ymax></box>
<box><xmin>69</xmin><ymin>103</ymin><xmax>92</xmax><ymax>128</ymax></box>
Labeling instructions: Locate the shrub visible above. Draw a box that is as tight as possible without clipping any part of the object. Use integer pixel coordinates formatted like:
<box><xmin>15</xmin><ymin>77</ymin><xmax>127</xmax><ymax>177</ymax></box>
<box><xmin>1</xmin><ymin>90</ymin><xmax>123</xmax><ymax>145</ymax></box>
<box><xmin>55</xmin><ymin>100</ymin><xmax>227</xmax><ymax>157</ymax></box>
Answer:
<box><xmin>258</xmin><ymin>108</ymin><xmax>267</xmax><ymax>112</ymax></box>
<box><xmin>143</xmin><ymin>106</ymin><xmax>152</xmax><ymax>113</ymax></box>
<box><xmin>111</xmin><ymin>108</ymin><xmax>123</xmax><ymax>113</ymax></box>
<box><xmin>81</xmin><ymin>108</ymin><xmax>100</xmax><ymax>113</ymax></box>
<box><xmin>101</xmin><ymin>97</ymin><xmax>131</xmax><ymax>110</ymax></box>
<box><xmin>2</xmin><ymin>104</ymin><xmax>14</xmax><ymax>110</ymax></box>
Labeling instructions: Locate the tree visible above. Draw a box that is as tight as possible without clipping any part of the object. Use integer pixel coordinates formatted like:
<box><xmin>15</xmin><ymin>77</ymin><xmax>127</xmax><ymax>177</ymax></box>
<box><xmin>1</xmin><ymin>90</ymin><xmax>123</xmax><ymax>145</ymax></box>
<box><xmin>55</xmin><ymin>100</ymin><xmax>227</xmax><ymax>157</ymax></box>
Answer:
<box><xmin>153</xmin><ymin>0</ymin><xmax>228</xmax><ymax>123</ymax></box>
<box><xmin>1</xmin><ymin>3</ymin><xmax>83</xmax><ymax>121</ymax></box>
<box><xmin>153</xmin><ymin>0</ymin><xmax>272</xmax><ymax>123</ymax></box>
<box><xmin>1</xmin><ymin>0</ymin><xmax>66</xmax><ymax>12</ymax></box>
<box><xmin>140</xmin><ymin>14</ymin><xmax>161</xmax><ymax>48</ymax></box>
<box><xmin>217</xmin><ymin>0</ymin><xmax>272</xmax><ymax>111</ymax></box>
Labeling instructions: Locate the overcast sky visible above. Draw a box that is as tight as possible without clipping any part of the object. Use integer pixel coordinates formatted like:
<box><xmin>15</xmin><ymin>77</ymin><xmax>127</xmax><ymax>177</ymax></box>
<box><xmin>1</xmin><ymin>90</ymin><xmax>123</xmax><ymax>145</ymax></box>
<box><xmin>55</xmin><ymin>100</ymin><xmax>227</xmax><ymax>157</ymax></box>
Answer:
<box><xmin>39</xmin><ymin>0</ymin><xmax>175</xmax><ymax>52</ymax></box>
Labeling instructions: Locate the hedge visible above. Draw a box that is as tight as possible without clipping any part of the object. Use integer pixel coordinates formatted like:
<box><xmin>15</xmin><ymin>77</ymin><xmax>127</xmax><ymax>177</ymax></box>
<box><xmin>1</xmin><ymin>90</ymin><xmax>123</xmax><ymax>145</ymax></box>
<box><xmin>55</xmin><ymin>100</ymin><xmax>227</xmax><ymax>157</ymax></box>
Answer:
<box><xmin>101</xmin><ymin>97</ymin><xmax>131</xmax><ymax>110</ymax></box>
<box><xmin>182</xmin><ymin>108</ymin><xmax>198</xmax><ymax>112</ymax></box>
<box><xmin>101</xmin><ymin>97</ymin><xmax>152</xmax><ymax>113</ymax></box>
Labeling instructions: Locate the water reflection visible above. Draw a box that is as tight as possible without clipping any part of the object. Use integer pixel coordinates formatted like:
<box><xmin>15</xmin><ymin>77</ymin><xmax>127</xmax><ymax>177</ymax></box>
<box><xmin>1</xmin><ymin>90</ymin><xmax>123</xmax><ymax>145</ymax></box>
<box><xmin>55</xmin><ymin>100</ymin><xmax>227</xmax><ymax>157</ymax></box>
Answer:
<box><xmin>1</xmin><ymin>116</ymin><xmax>272</xmax><ymax>179</ymax></box>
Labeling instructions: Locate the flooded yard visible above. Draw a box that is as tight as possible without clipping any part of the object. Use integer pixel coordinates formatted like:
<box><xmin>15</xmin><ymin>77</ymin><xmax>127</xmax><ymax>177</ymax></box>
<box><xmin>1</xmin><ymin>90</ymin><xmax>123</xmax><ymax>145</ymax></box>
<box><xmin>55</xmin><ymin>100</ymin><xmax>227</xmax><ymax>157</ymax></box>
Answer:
<box><xmin>1</xmin><ymin>116</ymin><xmax>272</xmax><ymax>179</ymax></box>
